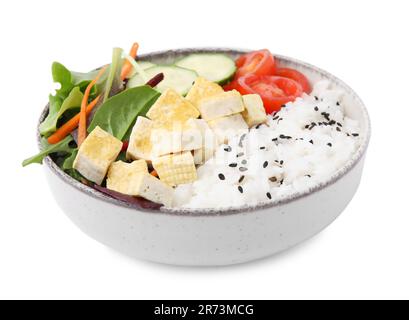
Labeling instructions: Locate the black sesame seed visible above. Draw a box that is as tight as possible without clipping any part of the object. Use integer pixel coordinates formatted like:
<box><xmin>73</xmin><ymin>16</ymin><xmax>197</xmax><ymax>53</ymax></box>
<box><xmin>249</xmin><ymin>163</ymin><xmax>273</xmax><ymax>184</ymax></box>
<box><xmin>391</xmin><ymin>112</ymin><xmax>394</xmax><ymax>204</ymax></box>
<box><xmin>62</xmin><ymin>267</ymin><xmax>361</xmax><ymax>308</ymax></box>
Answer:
<box><xmin>305</xmin><ymin>125</ymin><xmax>310</xmax><ymax>129</ymax></box>
<box><xmin>279</xmin><ymin>134</ymin><xmax>286</xmax><ymax>139</ymax></box>
<box><xmin>273</xmin><ymin>115</ymin><xmax>280</xmax><ymax>120</ymax></box>
<box><xmin>259</xmin><ymin>146</ymin><xmax>266</xmax><ymax>150</ymax></box>
<box><xmin>236</xmin><ymin>152</ymin><xmax>244</xmax><ymax>158</ymax></box>
<box><xmin>327</xmin><ymin>143</ymin><xmax>332</xmax><ymax>147</ymax></box>
<box><xmin>281</xmin><ymin>104</ymin><xmax>286</xmax><ymax>108</ymax></box>
<box><xmin>238</xmin><ymin>175</ymin><xmax>245</xmax><ymax>183</ymax></box>
<box><xmin>266</xmin><ymin>192</ymin><xmax>272</xmax><ymax>200</ymax></box>
<box><xmin>255</xmin><ymin>124</ymin><xmax>262</xmax><ymax>129</ymax></box>
<box><xmin>263</xmin><ymin>161</ymin><xmax>268</xmax><ymax>168</ymax></box>
<box><xmin>305</xmin><ymin>174</ymin><xmax>312</xmax><ymax>178</ymax></box>
<box><xmin>239</xmin><ymin>167</ymin><xmax>248</xmax><ymax>172</ymax></box>
<box><xmin>309</xmin><ymin>139</ymin><xmax>314</xmax><ymax>144</ymax></box>
<box><xmin>279</xmin><ymin>160</ymin><xmax>284</xmax><ymax>165</ymax></box>
<box><xmin>224</xmin><ymin>146</ymin><xmax>232</xmax><ymax>152</ymax></box>
<box><xmin>229</xmin><ymin>163</ymin><xmax>238</xmax><ymax>168</ymax></box>
<box><xmin>329</xmin><ymin>120</ymin><xmax>336</xmax><ymax>125</ymax></box>
<box><xmin>336</xmin><ymin>127</ymin><xmax>341</xmax><ymax>132</ymax></box>
<box><xmin>336</xmin><ymin>101</ymin><xmax>340</xmax><ymax>106</ymax></box>
<box><xmin>314</xmin><ymin>96</ymin><xmax>319</xmax><ymax>101</ymax></box>
<box><xmin>218</xmin><ymin>173</ymin><xmax>225</xmax><ymax>180</ymax></box>
<box><xmin>337</xmin><ymin>122</ymin><xmax>343</xmax><ymax>127</ymax></box>
<box><xmin>314</xmin><ymin>106</ymin><xmax>319</xmax><ymax>111</ymax></box>
<box><xmin>352</xmin><ymin>133</ymin><xmax>359</xmax><ymax>137</ymax></box>
<box><xmin>272</xmin><ymin>138</ymin><xmax>278</xmax><ymax>142</ymax></box>
<box><xmin>269</xmin><ymin>177</ymin><xmax>277</xmax><ymax>182</ymax></box>
<box><xmin>347</xmin><ymin>133</ymin><xmax>351</xmax><ymax>136</ymax></box>
<box><xmin>241</xmin><ymin>159</ymin><xmax>247</xmax><ymax>165</ymax></box>
<box><xmin>279</xmin><ymin>179</ymin><xmax>284</xmax><ymax>185</ymax></box>
<box><xmin>238</xmin><ymin>186</ymin><xmax>244</xmax><ymax>193</ymax></box>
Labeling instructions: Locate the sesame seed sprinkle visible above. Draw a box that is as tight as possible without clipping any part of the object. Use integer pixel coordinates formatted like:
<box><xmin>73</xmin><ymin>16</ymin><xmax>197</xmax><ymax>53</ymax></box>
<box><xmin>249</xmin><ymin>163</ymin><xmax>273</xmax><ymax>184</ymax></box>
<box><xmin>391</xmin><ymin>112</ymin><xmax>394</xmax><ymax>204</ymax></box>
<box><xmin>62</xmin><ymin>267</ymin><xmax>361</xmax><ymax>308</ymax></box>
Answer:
<box><xmin>238</xmin><ymin>186</ymin><xmax>243</xmax><ymax>193</ymax></box>
<box><xmin>218</xmin><ymin>173</ymin><xmax>225</xmax><ymax>180</ymax></box>
<box><xmin>224</xmin><ymin>146</ymin><xmax>232</xmax><ymax>152</ymax></box>
<box><xmin>229</xmin><ymin>163</ymin><xmax>238</xmax><ymax>168</ymax></box>
<box><xmin>263</xmin><ymin>161</ymin><xmax>268</xmax><ymax>168</ymax></box>
<box><xmin>238</xmin><ymin>175</ymin><xmax>245</xmax><ymax>183</ymax></box>
<box><xmin>266</xmin><ymin>192</ymin><xmax>272</xmax><ymax>200</ymax></box>
<box><xmin>352</xmin><ymin>133</ymin><xmax>359</xmax><ymax>137</ymax></box>
<box><xmin>239</xmin><ymin>167</ymin><xmax>248</xmax><ymax>172</ymax></box>
<box><xmin>327</xmin><ymin>143</ymin><xmax>332</xmax><ymax>147</ymax></box>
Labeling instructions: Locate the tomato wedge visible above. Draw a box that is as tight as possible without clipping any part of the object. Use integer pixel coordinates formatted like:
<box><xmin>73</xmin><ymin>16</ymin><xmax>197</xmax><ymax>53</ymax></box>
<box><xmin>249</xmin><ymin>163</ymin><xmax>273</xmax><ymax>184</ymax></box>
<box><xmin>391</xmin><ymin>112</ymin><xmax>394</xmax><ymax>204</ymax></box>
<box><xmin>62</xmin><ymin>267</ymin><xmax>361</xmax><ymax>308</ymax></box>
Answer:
<box><xmin>275</xmin><ymin>67</ymin><xmax>312</xmax><ymax>93</ymax></box>
<box><xmin>235</xmin><ymin>49</ymin><xmax>276</xmax><ymax>78</ymax></box>
<box><xmin>236</xmin><ymin>75</ymin><xmax>303</xmax><ymax>113</ymax></box>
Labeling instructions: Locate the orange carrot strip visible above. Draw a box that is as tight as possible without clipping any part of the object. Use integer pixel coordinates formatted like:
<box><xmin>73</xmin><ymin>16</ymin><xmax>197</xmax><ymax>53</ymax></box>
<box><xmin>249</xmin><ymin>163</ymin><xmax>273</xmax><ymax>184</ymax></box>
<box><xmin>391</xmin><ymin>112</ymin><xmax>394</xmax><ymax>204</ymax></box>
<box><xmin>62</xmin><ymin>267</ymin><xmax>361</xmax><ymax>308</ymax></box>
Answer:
<box><xmin>120</xmin><ymin>42</ymin><xmax>139</xmax><ymax>80</ymax></box>
<box><xmin>47</xmin><ymin>95</ymin><xmax>101</xmax><ymax>145</ymax></box>
<box><xmin>78</xmin><ymin>67</ymin><xmax>107</xmax><ymax>146</ymax></box>
<box><xmin>150</xmin><ymin>170</ymin><xmax>158</xmax><ymax>177</ymax></box>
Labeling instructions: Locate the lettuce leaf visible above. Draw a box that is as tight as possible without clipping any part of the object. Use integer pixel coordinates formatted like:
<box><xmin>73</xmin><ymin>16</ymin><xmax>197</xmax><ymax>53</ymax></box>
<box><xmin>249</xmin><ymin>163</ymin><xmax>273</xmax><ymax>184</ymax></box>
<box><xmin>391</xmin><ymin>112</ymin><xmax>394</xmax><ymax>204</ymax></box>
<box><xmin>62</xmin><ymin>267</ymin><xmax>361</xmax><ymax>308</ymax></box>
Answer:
<box><xmin>22</xmin><ymin>136</ymin><xmax>75</xmax><ymax>167</ymax></box>
<box><xmin>103</xmin><ymin>47</ymin><xmax>124</xmax><ymax>102</ymax></box>
<box><xmin>39</xmin><ymin>87</ymin><xmax>83</xmax><ymax>136</ymax></box>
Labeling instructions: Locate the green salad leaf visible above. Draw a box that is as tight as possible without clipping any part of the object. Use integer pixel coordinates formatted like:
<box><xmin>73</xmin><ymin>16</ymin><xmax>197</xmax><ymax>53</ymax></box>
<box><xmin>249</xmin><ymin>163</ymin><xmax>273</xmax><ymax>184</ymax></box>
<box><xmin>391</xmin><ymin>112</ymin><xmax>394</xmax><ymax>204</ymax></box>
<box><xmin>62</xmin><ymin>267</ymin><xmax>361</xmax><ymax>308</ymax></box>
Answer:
<box><xmin>62</xmin><ymin>149</ymin><xmax>78</xmax><ymax>170</ymax></box>
<box><xmin>88</xmin><ymin>86</ymin><xmax>159</xmax><ymax>140</ymax></box>
<box><xmin>22</xmin><ymin>136</ymin><xmax>75</xmax><ymax>167</ymax></box>
<box><xmin>39</xmin><ymin>87</ymin><xmax>83</xmax><ymax>136</ymax></box>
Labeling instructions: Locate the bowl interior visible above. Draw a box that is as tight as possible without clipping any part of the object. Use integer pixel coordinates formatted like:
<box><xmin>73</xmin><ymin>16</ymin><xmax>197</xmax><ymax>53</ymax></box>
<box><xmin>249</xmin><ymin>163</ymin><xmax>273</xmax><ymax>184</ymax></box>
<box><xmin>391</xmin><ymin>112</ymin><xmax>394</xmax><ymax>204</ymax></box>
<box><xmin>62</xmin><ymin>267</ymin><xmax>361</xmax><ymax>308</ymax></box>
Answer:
<box><xmin>42</xmin><ymin>48</ymin><xmax>371</xmax><ymax>215</ymax></box>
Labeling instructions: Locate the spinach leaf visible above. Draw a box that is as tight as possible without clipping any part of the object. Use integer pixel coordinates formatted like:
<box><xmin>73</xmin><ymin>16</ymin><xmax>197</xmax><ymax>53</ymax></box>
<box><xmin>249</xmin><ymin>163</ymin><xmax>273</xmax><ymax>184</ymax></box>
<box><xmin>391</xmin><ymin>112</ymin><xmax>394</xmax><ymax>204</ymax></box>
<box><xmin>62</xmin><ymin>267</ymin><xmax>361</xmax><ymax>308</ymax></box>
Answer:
<box><xmin>88</xmin><ymin>86</ymin><xmax>159</xmax><ymax>140</ymax></box>
<box><xmin>22</xmin><ymin>136</ymin><xmax>75</xmax><ymax>167</ymax></box>
<box><xmin>39</xmin><ymin>87</ymin><xmax>83</xmax><ymax>136</ymax></box>
<box><xmin>52</xmin><ymin>62</ymin><xmax>74</xmax><ymax>99</ymax></box>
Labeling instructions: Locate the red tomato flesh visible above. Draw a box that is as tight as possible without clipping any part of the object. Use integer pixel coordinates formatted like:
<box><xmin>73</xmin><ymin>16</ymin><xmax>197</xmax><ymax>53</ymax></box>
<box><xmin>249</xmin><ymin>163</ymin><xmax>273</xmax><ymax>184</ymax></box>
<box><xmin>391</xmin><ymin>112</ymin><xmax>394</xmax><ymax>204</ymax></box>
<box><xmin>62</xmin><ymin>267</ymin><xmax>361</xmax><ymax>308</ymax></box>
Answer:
<box><xmin>235</xmin><ymin>49</ymin><xmax>276</xmax><ymax>78</ymax></box>
<box><xmin>236</xmin><ymin>75</ymin><xmax>303</xmax><ymax>113</ymax></box>
<box><xmin>275</xmin><ymin>67</ymin><xmax>312</xmax><ymax>93</ymax></box>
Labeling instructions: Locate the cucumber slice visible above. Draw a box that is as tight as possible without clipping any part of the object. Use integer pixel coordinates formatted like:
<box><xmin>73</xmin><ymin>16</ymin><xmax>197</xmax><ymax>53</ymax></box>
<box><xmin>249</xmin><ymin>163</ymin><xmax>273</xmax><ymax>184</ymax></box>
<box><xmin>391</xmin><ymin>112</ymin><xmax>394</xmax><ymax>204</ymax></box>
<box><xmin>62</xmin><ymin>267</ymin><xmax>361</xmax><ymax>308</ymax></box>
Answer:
<box><xmin>127</xmin><ymin>65</ymin><xmax>198</xmax><ymax>95</ymax></box>
<box><xmin>175</xmin><ymin>53</ymin><xmax>236</xmax><ymax>84</ymax></box>
<box><xmin>127</xmin><ymin>61</ymin><xmax>156</xmax><ymax>78</ymax></box>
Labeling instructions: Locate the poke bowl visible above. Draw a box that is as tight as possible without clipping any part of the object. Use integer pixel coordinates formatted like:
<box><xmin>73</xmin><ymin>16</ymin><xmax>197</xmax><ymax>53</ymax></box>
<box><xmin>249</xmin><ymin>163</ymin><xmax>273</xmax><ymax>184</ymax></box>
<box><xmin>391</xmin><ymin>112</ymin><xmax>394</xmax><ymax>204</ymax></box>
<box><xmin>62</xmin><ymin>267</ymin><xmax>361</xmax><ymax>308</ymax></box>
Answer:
<box><xmin>27</xmin><ymin>46</ymin><xmax>370</xmax><ymax>266</ymax></box>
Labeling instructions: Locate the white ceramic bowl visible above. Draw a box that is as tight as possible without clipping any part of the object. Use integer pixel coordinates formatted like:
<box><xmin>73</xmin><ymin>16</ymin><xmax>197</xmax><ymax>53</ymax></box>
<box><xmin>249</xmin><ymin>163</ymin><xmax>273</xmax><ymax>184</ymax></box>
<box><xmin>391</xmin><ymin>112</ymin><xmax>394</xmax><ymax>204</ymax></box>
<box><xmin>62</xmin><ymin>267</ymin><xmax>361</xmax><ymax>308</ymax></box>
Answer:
<box><xmin>41</xmin><ymin>48</ymin><xmax>371</xmax><ymax>266</ymax></box>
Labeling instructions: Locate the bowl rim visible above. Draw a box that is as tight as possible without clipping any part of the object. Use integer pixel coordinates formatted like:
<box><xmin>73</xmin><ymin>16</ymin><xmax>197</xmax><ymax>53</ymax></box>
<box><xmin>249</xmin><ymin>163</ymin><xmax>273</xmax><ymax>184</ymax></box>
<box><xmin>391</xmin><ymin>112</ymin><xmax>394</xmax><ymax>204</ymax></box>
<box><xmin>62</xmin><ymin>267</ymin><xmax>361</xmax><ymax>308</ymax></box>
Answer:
<box><xmin>40</xmin><ymin>47</ymin><xmax>371</xmax><ymax>217</ymax></box>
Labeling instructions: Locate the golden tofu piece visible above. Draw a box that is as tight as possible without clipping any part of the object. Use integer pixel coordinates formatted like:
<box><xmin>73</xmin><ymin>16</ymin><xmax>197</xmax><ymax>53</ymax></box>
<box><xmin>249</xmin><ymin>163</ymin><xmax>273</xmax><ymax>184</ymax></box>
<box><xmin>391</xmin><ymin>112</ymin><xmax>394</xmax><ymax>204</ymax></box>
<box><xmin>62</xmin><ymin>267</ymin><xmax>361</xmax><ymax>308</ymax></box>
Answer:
<box><xmin>185</xmin><ymin>77</ymin><xmax>224</xmax><ymax>107</ymax></box>
<box><xmin>242</xmin><ymin>94</ymin><xmax>267</xmax><ymax>127</ymax></box>
<box><xmin>152</xmin><ymin>151</ymin><xmax>197</xmax><ymax>186</ymax></box>
<box><xmin>126</xmin><ymin>116</ymin><xmax>154</xmax><ymax>161</ymax></box>
<box><xmin>197</xmin><ymin>89</ymin><xmax>244</xmax><ymax>121</ymax></box>
<box><xmin>207</xmin><ymin>114</ymin><xmax>249</xmax><ymax>144</ymax></box>
<box><xmin>146</xmin><ymin>88</ymin><xmax>200</xmax><ymax>123</ymax></box>
<box><xmin>73</xmin><ymin>126</ymin><xmax>122</xmax><ymax>185</ymax></box>
<box><xmin>150</xmin><ymin>119</ymin><xmax>203</xmax><ymax>157</ymax></box>
<box><xmin>188</xmin><ymin>119</ymin><xmax>218</xmax><ymax>165</ymax></box>
<box><xmin>106</xmin><ymin>160</ymin><xmax>148</xmax><ymax>194</ymax></box>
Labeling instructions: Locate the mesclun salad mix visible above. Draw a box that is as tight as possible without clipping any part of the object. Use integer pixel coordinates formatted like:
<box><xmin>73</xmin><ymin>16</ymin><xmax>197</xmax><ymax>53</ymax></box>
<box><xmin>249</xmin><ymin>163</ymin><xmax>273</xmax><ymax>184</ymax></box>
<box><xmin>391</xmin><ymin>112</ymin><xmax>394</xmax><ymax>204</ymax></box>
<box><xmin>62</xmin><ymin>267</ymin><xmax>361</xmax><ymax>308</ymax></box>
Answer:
<box><xmin>24</xmin><ymin>43</ymin><xmax>361</xmax><ymax>209</ymax></box>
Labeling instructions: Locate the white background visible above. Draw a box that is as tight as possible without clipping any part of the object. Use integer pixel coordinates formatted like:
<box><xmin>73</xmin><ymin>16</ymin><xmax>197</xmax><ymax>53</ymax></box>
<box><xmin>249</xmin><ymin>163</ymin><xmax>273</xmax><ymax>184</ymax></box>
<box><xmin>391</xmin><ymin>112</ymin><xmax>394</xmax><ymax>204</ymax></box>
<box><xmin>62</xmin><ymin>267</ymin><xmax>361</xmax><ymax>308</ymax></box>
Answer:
<box><xmin>1</xmin><ymin>0</ymin><xmax>408</xmax><ymax>300</ymax></box>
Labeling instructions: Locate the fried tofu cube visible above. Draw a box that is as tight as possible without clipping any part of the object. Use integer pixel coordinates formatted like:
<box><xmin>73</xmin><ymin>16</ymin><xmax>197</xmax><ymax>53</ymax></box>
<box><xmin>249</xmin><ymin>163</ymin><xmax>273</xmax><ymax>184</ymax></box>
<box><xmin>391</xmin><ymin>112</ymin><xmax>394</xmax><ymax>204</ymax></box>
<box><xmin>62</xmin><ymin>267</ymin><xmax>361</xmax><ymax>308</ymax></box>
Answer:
<box><xmin>207</xmin><ymin>114</ymin><xmax>249</xmax><ymax>144</ymax></box>
<box><xmin>197</xmin><ymin>89</ymin><xmax>245</xmax><ymax>121</ymax></box>
<box><xmin>146</xmin><ymin>88</ymin><xmax>200</xmax><ymax>123</ymax></box>
<box><xmin>152</xmin><ymin>151</ymin><xmax>197</xmax><ymax>186</ymax></box>
<box><xmin>106</xmin><ymin>160</ymin><xmax>148</xmax><ymax>194</ymax></box>
<box><xmin>73</xmin><ymin>126</ymin><xmax>122</xmax><ymax>184</ymax></box>
<box><xmin>185</xmin><ymin>77</ymin><xmax>224</xmax><ymax>107</ymax></box>
<box><xmin>150</xmin><ymin>120</ymin><xmax>203</xmax><ymax>157</ymax></box>
<box><xmin>242</xmin><ymin>94</ymin><xmax>267</xmax><ymax>127</ymax></box>
<box><xmin>126</xmin><ymin>116</ymin><xmax>154</xmax><ymax>161</ymax></box>
<box><xmin>107</xmin><ymin>161</ymin><xmax>173</xmax><ymax>206</ymax></box>
<box><xmin>188</xmin><ymin>119</ymin><xmax>219</xmax><ymax>165</ymax></box>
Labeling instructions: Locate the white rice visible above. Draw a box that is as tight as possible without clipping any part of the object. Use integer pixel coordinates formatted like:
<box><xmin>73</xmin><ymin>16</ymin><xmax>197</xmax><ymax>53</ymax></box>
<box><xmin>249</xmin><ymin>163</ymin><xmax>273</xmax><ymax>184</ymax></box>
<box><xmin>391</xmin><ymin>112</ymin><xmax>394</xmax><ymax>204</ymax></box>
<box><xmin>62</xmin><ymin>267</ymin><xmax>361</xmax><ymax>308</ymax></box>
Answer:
<box><xmin>172</xmin><ymin>80</ymin><xmax>361</xmax><ymax>209</ymax></box>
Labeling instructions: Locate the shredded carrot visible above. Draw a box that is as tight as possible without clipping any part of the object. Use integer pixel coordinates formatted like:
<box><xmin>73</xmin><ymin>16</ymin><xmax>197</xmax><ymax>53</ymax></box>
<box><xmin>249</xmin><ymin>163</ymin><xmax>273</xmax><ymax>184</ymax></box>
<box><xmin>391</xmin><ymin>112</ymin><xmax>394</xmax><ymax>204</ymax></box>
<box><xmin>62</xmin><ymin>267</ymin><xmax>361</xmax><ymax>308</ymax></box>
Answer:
<box><xmin>78</xmin><ymin>67</ymin><xmax>107</xmax><ymax>146</ymax></box>
<box><xmin>120</xmin><ymin>42</ymin><xmax>139</xmax><ymax>80</ymax></box>
<box><xmin>47</xmin><ymin>95</ymin><xmax>101</xmax><ymax>145</ymax></box>
<box><xmin>150</xmin><ymin>170</ymin><xmax>158</xmax><ymax>177</ymax></box>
